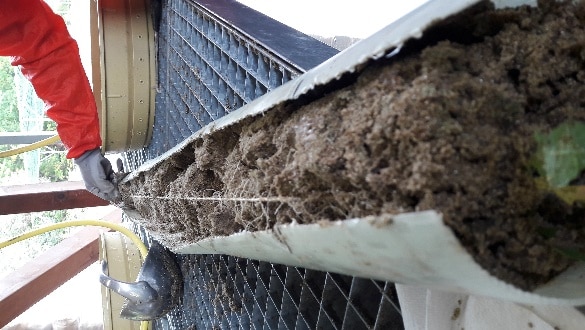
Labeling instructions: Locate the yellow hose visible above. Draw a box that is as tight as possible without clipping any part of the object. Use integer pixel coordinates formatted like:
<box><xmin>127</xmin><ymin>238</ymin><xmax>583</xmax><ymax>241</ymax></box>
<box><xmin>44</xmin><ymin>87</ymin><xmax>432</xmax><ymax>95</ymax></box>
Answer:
<box><xmin>0</xmin><ymin>135</ymin><xmax>150</xmax><ymax>329</ymax></box>
<box><xmin>0</xmin><ymin>219</ymin><xmax>148</xmax><ymax>257</ymax></box>
<box><xmin>0</xmin><ymin>133</ymin><xmax>151</xmax><ymax>328</ymax></box>
<box><xmin>0</xmin><ymin>135</ymin><xmax>61</xmax><ymax>158</ymax></box>
<box><xmin>0</xmin><ymin>219</ymin><xmax>150</xmax><ymax>330</ymax></box>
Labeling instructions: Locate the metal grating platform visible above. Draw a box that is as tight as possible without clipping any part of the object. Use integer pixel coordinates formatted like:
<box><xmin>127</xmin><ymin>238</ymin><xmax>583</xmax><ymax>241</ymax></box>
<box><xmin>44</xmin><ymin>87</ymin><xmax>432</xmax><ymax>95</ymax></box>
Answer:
<box><xmin>122</xmin><ymin>0</ymin><xmax>403</xmax><ymax>329</ymax></box>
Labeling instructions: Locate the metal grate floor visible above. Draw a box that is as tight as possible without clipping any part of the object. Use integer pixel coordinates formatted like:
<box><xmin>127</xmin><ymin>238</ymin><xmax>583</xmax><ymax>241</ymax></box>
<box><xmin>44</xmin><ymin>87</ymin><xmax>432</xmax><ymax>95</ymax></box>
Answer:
<box><xmin>122</xmin><ymin>0</ymin><xmax>404</xmax><ymax>329</ymax></box>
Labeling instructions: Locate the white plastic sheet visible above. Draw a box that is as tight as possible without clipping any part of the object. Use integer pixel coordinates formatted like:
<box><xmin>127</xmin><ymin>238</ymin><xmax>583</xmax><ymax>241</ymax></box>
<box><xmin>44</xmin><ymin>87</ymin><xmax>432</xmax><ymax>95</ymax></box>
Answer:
<box><xmin>171</xmin><ymin>211</ymin><xmax>585</xmax><ymax>305</ymax></box>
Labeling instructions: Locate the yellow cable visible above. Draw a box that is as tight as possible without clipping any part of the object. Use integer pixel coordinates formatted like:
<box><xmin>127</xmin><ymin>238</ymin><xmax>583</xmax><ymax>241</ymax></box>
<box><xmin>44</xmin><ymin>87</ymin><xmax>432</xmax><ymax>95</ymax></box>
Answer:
<box><xmin>0</xmin><ymin>135</ymin><xmax>61</xmax><ymax>158</ymax></box>
<box><xmin>0</xmin><ymin>134</ymin><xmax>152</xmax><ymax>329</ymax></box>
<box><xmin>0</xmin><ymin>219</ymin><xmax>148</xmax><ymax>258</ymax></box>
<box><xmin>0</xmin><ymin>219</ymin><xmax>150</xmax><ymax>329</ymax></box>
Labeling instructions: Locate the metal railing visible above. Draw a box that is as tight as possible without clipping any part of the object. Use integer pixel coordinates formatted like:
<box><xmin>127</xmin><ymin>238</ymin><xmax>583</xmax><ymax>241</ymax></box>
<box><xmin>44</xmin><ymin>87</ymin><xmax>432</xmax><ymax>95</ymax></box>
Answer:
<box><xmin>0</xmin><ymin>182</ymin><xmax>114</xmax><ymax>328</ymax></box>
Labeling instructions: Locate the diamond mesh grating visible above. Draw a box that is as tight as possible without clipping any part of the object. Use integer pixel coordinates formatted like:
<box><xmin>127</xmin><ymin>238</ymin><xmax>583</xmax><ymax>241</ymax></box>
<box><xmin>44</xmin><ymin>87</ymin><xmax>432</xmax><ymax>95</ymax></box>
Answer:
<box><xmin>167</xmin><ymin>255</ymin><xmax>404</xmax><ymax>330</ymax></box>
<box><xmin>122</xmin><ymin>0</ymin><xmax>403</xmax><ymax>329</ymax></box>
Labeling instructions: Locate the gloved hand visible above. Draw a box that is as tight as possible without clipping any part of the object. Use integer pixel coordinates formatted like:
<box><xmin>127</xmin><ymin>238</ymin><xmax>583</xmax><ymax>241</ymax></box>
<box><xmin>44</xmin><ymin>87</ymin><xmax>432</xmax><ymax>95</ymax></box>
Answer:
<box><xmin>75</xmin><ymin>148</ymin><xmax>121</xmax><ymax>202</ymax></box>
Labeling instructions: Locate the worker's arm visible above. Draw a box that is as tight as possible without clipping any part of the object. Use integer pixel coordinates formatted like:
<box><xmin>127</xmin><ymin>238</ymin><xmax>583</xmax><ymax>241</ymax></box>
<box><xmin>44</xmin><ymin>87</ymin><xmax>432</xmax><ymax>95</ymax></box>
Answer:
<box><xmin>0</xmin><ymin>0</ymin><xmax>101</xmax><ymax>158</ymax></box>
<box><xmin>0</xmin><ymin>0</ymin><xmax>119</xmax><ymax>202</ymax></box>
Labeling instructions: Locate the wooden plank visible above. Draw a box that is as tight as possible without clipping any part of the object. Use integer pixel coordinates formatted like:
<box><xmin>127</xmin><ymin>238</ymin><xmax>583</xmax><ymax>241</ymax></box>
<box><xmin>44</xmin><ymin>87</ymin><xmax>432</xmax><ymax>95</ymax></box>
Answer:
<box><xmin>0</xmin><ymin>208</ymin><xmax>122</xmax><ymax>328</ymax></box>
<box><xmin>0</xmin><ymin>181</ymin><xmax>109</xmax><ymax>215</ymax></box>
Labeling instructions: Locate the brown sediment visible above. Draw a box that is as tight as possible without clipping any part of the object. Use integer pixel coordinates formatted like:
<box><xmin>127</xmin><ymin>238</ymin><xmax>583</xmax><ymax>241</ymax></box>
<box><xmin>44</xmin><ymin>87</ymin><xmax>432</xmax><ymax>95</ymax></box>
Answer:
<box><xmin>121</xmin><ymin>0</ymin><xmax>585</xmax><ymax>290</ymax></box>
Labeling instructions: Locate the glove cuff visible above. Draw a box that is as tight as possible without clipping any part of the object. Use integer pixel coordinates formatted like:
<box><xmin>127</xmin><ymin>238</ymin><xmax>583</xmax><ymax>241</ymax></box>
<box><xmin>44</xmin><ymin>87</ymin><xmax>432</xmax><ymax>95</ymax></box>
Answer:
<box><xmin>75</xmin><ymin>147</ymin><xmax>101</xmax><ymax>164</ymax></box>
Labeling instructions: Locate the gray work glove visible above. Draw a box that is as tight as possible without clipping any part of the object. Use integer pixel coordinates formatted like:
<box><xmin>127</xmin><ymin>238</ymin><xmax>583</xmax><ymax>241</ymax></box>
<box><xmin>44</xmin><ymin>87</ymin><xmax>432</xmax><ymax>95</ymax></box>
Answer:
<box><xmin>75</xmin><ymin>148</ymin><xmax>121</xmax><ymax>202</ymax></box>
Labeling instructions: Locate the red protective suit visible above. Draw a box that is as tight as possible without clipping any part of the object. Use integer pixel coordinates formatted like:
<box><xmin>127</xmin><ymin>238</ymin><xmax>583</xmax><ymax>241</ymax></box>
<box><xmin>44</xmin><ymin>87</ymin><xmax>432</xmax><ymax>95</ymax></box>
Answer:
<box><xmin>0</xmin><ymin>0</ymin><xmax>102</xmax><ymax>159</ymax></box>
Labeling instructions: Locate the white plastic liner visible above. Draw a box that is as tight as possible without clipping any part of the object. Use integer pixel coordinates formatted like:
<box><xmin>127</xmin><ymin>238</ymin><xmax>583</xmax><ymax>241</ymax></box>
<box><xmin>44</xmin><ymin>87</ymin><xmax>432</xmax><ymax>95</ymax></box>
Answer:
<box><xmin>172</xmin><ymin>211</ymin><xmax>585</xmax><ymax>306</ymax></box>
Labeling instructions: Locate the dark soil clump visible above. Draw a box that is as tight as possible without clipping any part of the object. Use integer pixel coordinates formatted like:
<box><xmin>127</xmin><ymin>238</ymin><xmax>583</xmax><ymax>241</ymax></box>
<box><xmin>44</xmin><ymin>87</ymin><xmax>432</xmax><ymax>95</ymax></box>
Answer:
<box><xmin>121</xmin><ymin>0</ymin><xmax>585</xmax><ymax>290</ymax></box>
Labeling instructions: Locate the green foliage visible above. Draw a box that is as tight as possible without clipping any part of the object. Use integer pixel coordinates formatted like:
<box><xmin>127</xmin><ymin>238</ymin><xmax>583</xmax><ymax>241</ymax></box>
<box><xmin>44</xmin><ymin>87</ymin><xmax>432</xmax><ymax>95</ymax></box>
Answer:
<box><xmin>40</xmin><ymin>153</ymin><xmax>74</xmax><ymax>182</ymax></box>
<box><xmin>0</xmin><ymin>145</ymin><xmax>24</xmax><ymax>177</ymax></box>
<box><xmin>534</xmin><ymin>121</ymin><xmax>585</xmax><ymax>188</ymax></box>
<box><xmin>43</xmin><ymin>120</ymin><xmax>57</xmax><ymax>131</ymax></box>
<box><xmin>0</xmin><ymin>57</ymin><xmax>70</xmax><ymax>182</ymax></box>
<box><xmin>0</xmin><ymin>57</ymin><xmax>19</xmax><ymax>132</ymax></box>
<box><xmin>0</xmin><ymin>210</ymin><xmax>70</xmax><ymax>275</ymax></box>
<box><xmin>0</xmin><ymin>58</ymin><xmax>23</xmax><ymax>180</ymax></box>
<box><xmin>19</xmin><ymin>210</ymin><xmax>70</xmax><ymax>248</ymax></box>
<box><xmin>534</xmin><ymin>121</ymin><xmax>585</xmax><ymax>259</ymax></box>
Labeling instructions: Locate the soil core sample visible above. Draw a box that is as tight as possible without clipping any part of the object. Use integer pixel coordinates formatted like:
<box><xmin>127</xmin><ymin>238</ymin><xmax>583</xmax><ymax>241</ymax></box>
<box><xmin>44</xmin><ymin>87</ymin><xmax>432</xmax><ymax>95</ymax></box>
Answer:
<box><xmin>121</xmin><ymin>0</ymin><xmax>585</xmax><ymax>290</ymax></box>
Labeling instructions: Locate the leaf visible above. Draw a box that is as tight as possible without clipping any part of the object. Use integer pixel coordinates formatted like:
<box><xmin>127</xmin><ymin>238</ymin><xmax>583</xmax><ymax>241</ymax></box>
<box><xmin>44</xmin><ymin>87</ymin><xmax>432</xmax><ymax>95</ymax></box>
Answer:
<box><xmin>534</xmin><ymin>121</ymin><xmax>585</xmax><ymax>188</ymax></box>
<box><xmin>552</xmin><ymin>185</ymin><xmax>585</xmax><ymax>205</ymax></box>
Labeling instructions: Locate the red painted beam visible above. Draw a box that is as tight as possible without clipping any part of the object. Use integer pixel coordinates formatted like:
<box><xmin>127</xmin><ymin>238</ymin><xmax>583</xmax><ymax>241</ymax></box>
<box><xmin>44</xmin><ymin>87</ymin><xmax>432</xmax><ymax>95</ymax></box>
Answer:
<box><xmin>0</xmin><ymin>208</ymin><xmax>122</xmax><ymax>328</ymax></box>
<box><xmin>0</xmin><ymin>181</ymin><xmax>109</xmax><ymax>215</ymax></box>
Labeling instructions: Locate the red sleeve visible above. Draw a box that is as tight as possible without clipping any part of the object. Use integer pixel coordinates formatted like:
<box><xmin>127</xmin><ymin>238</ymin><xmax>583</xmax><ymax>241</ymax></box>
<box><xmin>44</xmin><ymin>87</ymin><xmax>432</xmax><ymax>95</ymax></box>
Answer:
<box><xmin>0</xmin><ymin>0</ymin><xmax>102</xmax><ymax>159</ymax></box>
